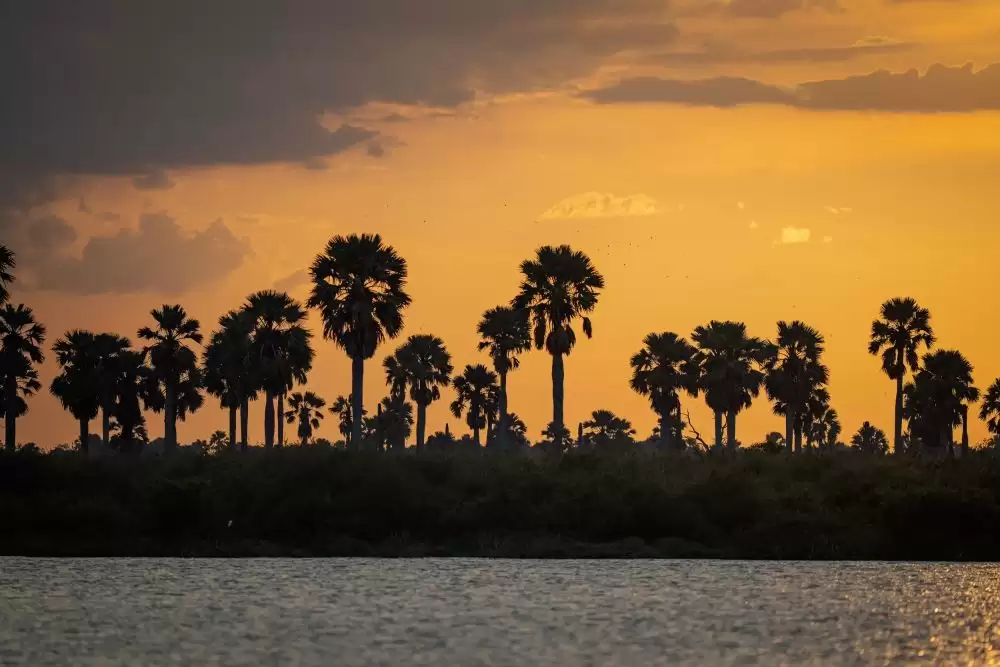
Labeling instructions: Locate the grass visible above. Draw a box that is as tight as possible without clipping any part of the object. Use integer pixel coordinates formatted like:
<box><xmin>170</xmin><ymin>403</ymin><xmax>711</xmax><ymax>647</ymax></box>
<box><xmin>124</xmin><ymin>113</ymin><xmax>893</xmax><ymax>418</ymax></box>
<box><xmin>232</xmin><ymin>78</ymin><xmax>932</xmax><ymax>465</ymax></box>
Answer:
<box><xmin>2</xmin><ymin>447</ymin><xmax>999</xmax><ymax>559</ymax></box>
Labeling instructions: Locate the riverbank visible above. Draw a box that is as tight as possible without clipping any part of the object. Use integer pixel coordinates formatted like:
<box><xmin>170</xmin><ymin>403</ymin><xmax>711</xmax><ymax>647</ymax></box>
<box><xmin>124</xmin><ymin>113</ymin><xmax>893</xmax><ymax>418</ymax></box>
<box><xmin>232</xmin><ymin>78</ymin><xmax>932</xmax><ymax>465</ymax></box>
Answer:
<box><xmin>3</xmin><ymin>448</ymin><xmax>999</xmax><ymax>560</ymax></box>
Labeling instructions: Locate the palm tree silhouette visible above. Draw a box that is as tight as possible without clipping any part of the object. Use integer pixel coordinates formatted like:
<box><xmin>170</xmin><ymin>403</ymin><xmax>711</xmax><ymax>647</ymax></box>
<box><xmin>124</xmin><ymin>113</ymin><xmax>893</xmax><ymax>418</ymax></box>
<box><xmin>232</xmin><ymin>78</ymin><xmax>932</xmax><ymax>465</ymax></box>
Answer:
<box><xmin>905</xmin><ymin>349</ymin><xmax>978</xmax><ymax>456</ymax></box>
<box><xmin>50</xmin><ymin>330</ymin><xmax>101</xmax><ymax>453</ymax></box>
<box><xmin>308</xmin><ymin>234</ymin><xmax>411</xmax><ymax>450</ymax></box>
<box><xmin>808</xmin><ymin>404</ymin><xmax>841</xmax><ymax>450</ymax></box>
<box><xmin>138</xmin><ymin>304</ymin><xmax>203</xmax><ymax>452</ymax></box>
<box><xmin>630</xmin><ymin>332</ymin><xmax>700</xmax><ymax>450</ymax></box>
<box><xmin>979</xmin><ymin>378</ymin><xmax>1000</xmax><ymax>443</ymax></box>
<box><xmin>329</xmin><ymin>395</ymin><xmax>359</xmax><ymax>447</ymax></box>
<box><xmin>765</xmin><ymin>321</ymin><xmax>828</xmax><ymax>453</ymax></box>
<box><xmin>477</xmin><ymin>305</ymin><xmax>531</xmax><ymax>447</ymax></box>
<box><xmin>0</xmin><ymin>244</ymin><xmax>15</xmax><ymax>304</ymax></box>
<box><xmin>800</xmin><ymin>386</ymin><xmax>831</xmax><ymax>450</ymax></box>
<box><xmin>851</xmin><ymin>421</ymin><xmax>889</xmax><ymax>455</ymax></box>
<box><xmin>692</xmin><ymin>321</ymin><xmax>770</xmax><ymax>451</ymax></box>
<box><xmin>450</xmin><ymin>364</ymin><xmax>498</xmax><ymax>446</ymax></box>
<box><xmin>513</xmin><ymin>245</ymin><xmax>604</xmax><ymax>434</ymax></box>
<box><xmin>284</xmin><ymin>391</ymin><xmax>326</xmax><ymax>446</ymax></box>
<box><xmin>389</xmin><ymin>334</ymin><xmax>452</xmax><ymax>450</ymax></box>
<box><xmin>243</xmin><ymin>291</ymin><xmax>313</xmax><ymax>449</ymax></box>
<box><xmin>580</xmin><ymin>409</ymin><xmax>636</xmax><ymax>450</ymax></box>
<box><xmin>0</xmin><ymin>303</ymin><xmax>46</xmax><ymax>451</ymax></box>
<box><xmin>107</xmin><ymin>349</ymin><xmax>149</xmax><ymax>453</ymax></box>
<box><xmin>92</xmin><ymin>333</ymin><xmax>132</xmax><ymax>447</ymax></box>
<box><xmin>204</xmin><ymin>310</ymin><xmax>258</xmax><ymax>451</ymax></box>
<box><xmin>868</xmin><ymin>298</ymin><xmax>935</xmax><ymax>454</ymax></box>
<box><xmin>375</xmin><ymin>396</ymin><xmax>413</xmax><ymax>450</ymax></box>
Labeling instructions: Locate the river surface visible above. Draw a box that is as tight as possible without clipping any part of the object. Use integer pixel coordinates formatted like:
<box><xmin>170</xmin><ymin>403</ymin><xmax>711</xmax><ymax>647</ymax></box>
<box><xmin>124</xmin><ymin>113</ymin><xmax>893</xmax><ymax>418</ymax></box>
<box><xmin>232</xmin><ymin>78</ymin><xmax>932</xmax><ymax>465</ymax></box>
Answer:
<box><xmin>1</xmin><ymin>559</ymin><xmax>998</xmax><ymax>666</ymax></box>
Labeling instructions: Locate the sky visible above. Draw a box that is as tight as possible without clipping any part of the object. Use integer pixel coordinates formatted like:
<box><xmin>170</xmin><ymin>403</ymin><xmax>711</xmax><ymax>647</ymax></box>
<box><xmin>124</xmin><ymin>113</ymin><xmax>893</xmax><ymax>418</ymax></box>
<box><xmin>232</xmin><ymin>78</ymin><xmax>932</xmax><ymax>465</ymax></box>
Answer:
<box><xmin>2</xmin><ymin>0</ymin><xmax>999</xmax><ymax>447</ymax></box>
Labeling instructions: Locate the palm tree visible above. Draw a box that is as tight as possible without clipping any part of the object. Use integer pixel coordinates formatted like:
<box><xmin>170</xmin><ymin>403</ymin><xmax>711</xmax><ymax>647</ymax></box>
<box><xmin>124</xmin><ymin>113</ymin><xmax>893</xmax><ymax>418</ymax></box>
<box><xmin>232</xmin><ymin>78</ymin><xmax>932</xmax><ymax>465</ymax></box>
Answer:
<box><xmin>243</xmin><ymin>291</ymin><xmax>313</xmax><ymax>449</ymax></box>
<box><xmin>389</xmin><ymin>334</ymin><xmax>452</xmax><ymax>449</ymax></box>
<box><xmin>513</xmin><ymin>245</ymin><xmax>604</xmax><ymax>434</ymax></box>
<box><xmin>93</xmin><ymin>333</ymin><xmax>132</xmax><ymax>447</ymax></box>
<box><xmin>0</xmin><ymin>304</ymin><xmax>46</xmax><ymax>451</ymax></box>
<box><xmin>284</xmin><ymin>391</ymin><xmax>326</xmax><ymax>446</ymax></box>
<box><xmin>450</xmin><ymin>364</ymin><xmax>498</xmax><ymax>446</ymax></box>
<box><xmin>800</xmin><ymin>386</ymin><xmax>831</xmax><ymax>450</ymax></box>
<box><xmin>764</xmin><ymin>321</ymin><xmax>828</xmax><ymax>453</ymax></box>
<box><xmin>691</xmin><ymin>321</ymin><xmax>771</xmax><ymax>451</ymax></box>
<box><xmin>138</xmin><ymin>304</ymin><xmax>203</xmax><ymax>451</ymax></box>
<box><xmin>329</xmin><ymin>395</ymin><xmax>358</xmax><ymax>447</ymax></box>
<box><xmin>851</xmin><ymin>421</ymin><xmax>889</xmax><ymax>455</ymax></box>
<box><xmin>50</xmin><ymin>330</ymin><xmax>101</xmax><ymax>453</ymax></box>
<box><xmin>204</xmin><ymin>310</ymin><xmax>258</xmax><ymax>451</ymax></box>
<box><xmin>376</xmin><ymin>396</ymin><xmax>413</xmax><ymax>450</ymax></box>
<box><xmin>868</xmin><ymin>298</ymin><xmax>935</xmax><ymax>453</ymax></box>
<box><xmin>107</xmin><ymin>349</ymin><xmax>149</xmax><ymax>453</ymax></box>
<box><xmin>0</xmin><ymin>244</ymin><xmax>14</xmax><ymax>304</ymax></box>
<box><xmin>580</xmin><ymin>409</ymin><xmax>636</xmax><ymax>450</ymax></box>
<box><xmin>905</xmin><ymin>349</ymin><xmax>978</xmax><ymax>456</ymax></box>
<box><xmin>808</xmin><ymin>404</ymin><xmax>841</xmax><ymax>450</ymax></box>
<box><xmin>629</xmin><ymin>332</ymin><xmax>700</xmax><ymax>450</ymax></box>
<box><xmin>979</xmin><ymin>378</ymin><xmax>1000</xmax><ymax>442</ymax></box>
<box><xmin>477</xmin><ymin>305</ymin><xmax>531</xmax><ymax>446</ymax></box>
<box><xmin>308</xmin><ymin>233</ymin><xmax>411</xmax><ymax>450</ymax></box>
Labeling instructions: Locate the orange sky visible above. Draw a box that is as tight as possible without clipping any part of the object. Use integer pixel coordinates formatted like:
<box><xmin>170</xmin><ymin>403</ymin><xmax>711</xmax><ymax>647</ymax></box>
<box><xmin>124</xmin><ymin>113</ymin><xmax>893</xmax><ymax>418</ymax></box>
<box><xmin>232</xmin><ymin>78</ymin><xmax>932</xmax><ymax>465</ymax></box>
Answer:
<box><xmin>4</xmin><ymin>0</ymin><xmax>1000</xmax><ymax>447</ymax></box>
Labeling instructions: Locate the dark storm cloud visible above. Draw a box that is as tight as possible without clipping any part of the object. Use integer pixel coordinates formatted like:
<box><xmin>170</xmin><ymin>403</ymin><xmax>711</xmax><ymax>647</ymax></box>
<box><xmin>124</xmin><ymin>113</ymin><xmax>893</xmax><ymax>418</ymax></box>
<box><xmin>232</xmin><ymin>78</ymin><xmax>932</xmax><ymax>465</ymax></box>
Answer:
<box><xmin>33</xmin><ymin>214</ymin><xmax>251</xmax><ymax>295</ymax></box>
<box><xmin>581</xmin><ymin>63</ymin><xmax>1000</xmax><ymax>111</ymax></box>
<box><xmin>0</xmin><ymin>0</ymin><xmax>673</xmax><ymax>183</ymax></box>
<box><xmin>131</xmin><ymin>171</ymin><xmax>177</xmax><ymax>191</ymax></box>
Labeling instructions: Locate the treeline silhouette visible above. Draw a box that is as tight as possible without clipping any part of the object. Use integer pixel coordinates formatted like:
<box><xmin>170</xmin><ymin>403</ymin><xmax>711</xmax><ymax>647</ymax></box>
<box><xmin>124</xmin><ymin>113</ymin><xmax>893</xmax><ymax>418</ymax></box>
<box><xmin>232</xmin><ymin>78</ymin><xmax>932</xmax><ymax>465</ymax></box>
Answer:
<box><xmin>1</xmin><ymin>237</ymin><xmax>999</xmax><ymax>456</ymax></box>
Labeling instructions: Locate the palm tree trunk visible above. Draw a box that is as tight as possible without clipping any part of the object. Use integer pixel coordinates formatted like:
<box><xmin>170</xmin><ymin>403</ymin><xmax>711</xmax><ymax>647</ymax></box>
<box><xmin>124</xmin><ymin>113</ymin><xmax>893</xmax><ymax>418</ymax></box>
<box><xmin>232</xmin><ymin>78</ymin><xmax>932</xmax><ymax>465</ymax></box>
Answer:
<box><xmin>551</xmin><ymin>352</ymin><xmax>565</xmax><ymax>432</ymax></box>
<box><xmin>961</xmin><ymin>406</ymin><xmax>970</xmax><ymax>457</ymax></box>
<box><xmin>673</xmin><ymin>403</ymin><xmax>684</xmax><ymax>450</ymax></box>
<box><xmin>228</xmin><ymin>404</ymin><xmax>237</xmax><ymax>451</ymax></box>
<box><xmin>944</xmin><ymin>425</ymin><xmax>954</xmax><ymax>458</ymax></box>
<box><xmin>276</xmin><ymin>392</ymin><xmax>285</xmax><ymax>447</ymax></box>
<box><xmin>785</xmin><ymin>412</ymin><xmax>794</xmax><ymax>454</ymax></box>
<box><xmin>351</xmin><ymin>354</ymin><xmax>364</xmax><ymax>452</ymax></box>
<box><xmin>893</xmin><ymin>373</ymin><xmax>904</xmax><ymax>454</ymax></box>
<box><xmin>79</xmin><ymin>418</ymin><xmax>89</xmax><ymax>455</ymax></box>
<box><xmin>101</xmin><ymin>405</ymin><xmax>111</xmax><ymax>448</ymax></box>
<box><xmin>416</xmin><ymin>402</ymin><xmax>427</xmax><ymax>450</ymax></box>
<box><xmin>726</xmin><ymin>411</ymin><xmax>737</xmax><ymax>451</ymax></box>
<box><xmin>264</xmin><ymin>390</ymin><xmax>275</xmax><ymax>449</ymax></box>
<box><xmin>658</xmin><ymin>413</ymin><xmax>670</xmax><ymax>450</ymax></box>
<box><xmin>164</xmin><ymin>384</ymin><xmax>177</xmax><ymax>452</ymax></box>
<box><xmin>713</xmin><ymin>411</ymin><xmax>723</xmax><ymax>450</ymax></box>
<box><xmin>498</xmin><ymin>371</ymin><xmax>508</xmax><ymax>448</ymax></box>
<box><xmin>473</xmin><ymin>424</ymin><xmax>481</xmax><ymax>446</ymax></box>
<box><xmin>794</xmin><ymin>422</ymin><xmax>803</xmax><ymax>453</ymax></box>
<box><xmin>239</xmin><ymin>399</ymin><xmax>249</xmax><ymax>452</ymax></box>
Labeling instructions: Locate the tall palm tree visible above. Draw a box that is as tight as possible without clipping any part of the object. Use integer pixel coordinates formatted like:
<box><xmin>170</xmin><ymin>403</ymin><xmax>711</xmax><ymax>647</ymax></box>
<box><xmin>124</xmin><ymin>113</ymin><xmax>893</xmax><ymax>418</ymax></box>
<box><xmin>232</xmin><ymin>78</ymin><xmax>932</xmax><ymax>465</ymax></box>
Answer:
<box><xmin>629</xmin><ymin>332</ymin><xmax>700</xmax><ymax>450</ymax></box>
<box><xmin>808</xmin><ymin>404</ymin><xmax>841</xmax><ymax>450</ymax></box>
<box><xmin>979</xmin><ymin>378</ymin><xmax>1000</xmax><ymax>443</ymax></box>
<box><xmin>243</xmin><ymin>291</ymin><xmax>313</xmax><ymax>449</ymax></box>
<box><xmin>138</xmin><ymin>304</ymin><xmax>203</xmax><ymax>452</ymax></box>
<box><xmin>308</xmin><ymin>234</ymin><xmax>411</xmax><ymax>450</ymax></box>
<box><xmin>0</xmin><ymin>244</ymin><xmax>15</xmax><ymax>304</ymax></box>
<box><xmin>0</xmin><ymin>304</ymin><xmax>45</xmax><ymax>451</ymax></box>
<box><xmin>389</xmin><ymin>334</ymin><xmax>452</xmax><ymax>449</ymax></box>
<box><xmin>851</xmin><ymin>421</ymin><xmax>889</xmax><ymax>455</ymax></box>
<box><xmin>93</xmin><ymin>333</ymin><xmax>132</xmax><ymax>447</ymax></box>
<box><xmin>868</xmin><ymin>298</ymin><xmax>935</xmax><ymax>454</ymax></box>
<box><xmin>692</xmin><ymin>320</ymin><xmax>771</xmax><ymax>451</ymax></box>
<box><xmin>204</xmin><ymin>310</ymin><xmax>258</xmax><ymax>451</ymax></box>
<box><xmin>284</xmin><ymin>391</ymin><xmax>326</xmax><ymax>446</ymax></box>
<box><xmin>50</xmin><ymin>330</ymin><xmax>101</xmax><ymax>453</ymax></box>
<box><xmin>513</xmin><ymin>245</ymin><xmax>604</xmax><ymax>434</ymax></box>
<box><xmin>800</xmin><ymin>386</ymin><xmax>831</xmax><ymax>450</ymax></box>
<box><xmin>107</xmin><ymin>349</ymin><xmax>149</xmax><ymax>453</ymax></box>
<box><xmin>764</xmin><ymin>321</ymin><xmax>828</xmax><ymax>453</ymax></box>
<box><xmin>905</xmin><ymin>349</ymin><xmax>978</xmax><ymax>456</ymax></box>
<box><xmin>477</xmin><ymin>305</ymin><xmax>531</xmax><ymax>446</ymax></box>
<box><xmin>450</xmin><ymin>364</ymin><xmax>498</xmax><ymax>446</ymax></box>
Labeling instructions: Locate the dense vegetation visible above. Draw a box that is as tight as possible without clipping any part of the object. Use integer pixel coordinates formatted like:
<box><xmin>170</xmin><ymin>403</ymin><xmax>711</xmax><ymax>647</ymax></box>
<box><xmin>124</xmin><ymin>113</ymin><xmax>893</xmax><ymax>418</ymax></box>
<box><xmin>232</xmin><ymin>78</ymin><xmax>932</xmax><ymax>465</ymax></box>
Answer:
<box><xmin>3</xmin><ymin>446</ymin><xmax>1000</xmax><ymax>559</ymax></box>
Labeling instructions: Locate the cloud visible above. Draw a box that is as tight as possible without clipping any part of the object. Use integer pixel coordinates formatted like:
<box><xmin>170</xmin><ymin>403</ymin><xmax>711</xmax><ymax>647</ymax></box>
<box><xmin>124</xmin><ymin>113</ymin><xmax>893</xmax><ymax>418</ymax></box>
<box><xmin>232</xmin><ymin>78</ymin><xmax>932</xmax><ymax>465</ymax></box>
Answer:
<box><xmin>0</xmin><ymin>0</ymin><xmax>676</xmax><ymax>212</ymax></box>
<box><xmin>749</xmin><ymin>220</ymin><xmax>759</xmax><ymax>229</ymax></box>
<box><xmin>539</xmin><ymin>192</ymin><xmax>661</xmax><ymax>220</ymax></box>
<box><xmin>272</xmin><ymin>269</ymin><xmax>310</xmax><ymax>293</ymax></box>
<box><xmin>31</xmin><ymin>214</ymin><xmax>251</xmax><ymax>295</ymax></box>
<box><xmin>738</xmin><ymin>201</ymin><xmax>745</xmax><ymax>209</ymax></box>
<box><xmin>825</xmin><ymin>206</ymin><xmax>853</xmax><ymax>214</ymax></box>
<box><xmin>823</xmin><ymin>235</ymin><xmax>833</xmax><ymax>243</ymax></box>
<box><xmin>131</xmin><ymin>170</ymin><xmax>176</xmax><ymax>190</ymax></box>
<box><xmin>717</xmin><ymin>0</ymin><xmax>839</xmax><ymax>18</ymax></box>
<box><xmin>779</xmin><ymin>227</ymin><xmax>811</xmax><ymax>244</ymax></box>
<box><xmin>649</xmin><ymin>37</ymin><xmax>912</xmax><ymax>66</ymax></box>
<box><xmin>581</xmin><ymin>63</ymin><xmax>1000</xmax><ymax>112</ymax></box>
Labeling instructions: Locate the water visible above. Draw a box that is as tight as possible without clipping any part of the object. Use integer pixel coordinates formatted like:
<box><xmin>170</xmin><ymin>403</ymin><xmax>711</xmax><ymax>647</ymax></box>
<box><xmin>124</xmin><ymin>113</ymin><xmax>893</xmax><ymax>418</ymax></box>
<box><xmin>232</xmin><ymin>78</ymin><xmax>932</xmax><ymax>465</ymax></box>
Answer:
<box><xmin>1</xmin><ymin>559</ymin><xmax>998</xmax><ymax>666</ymax></box>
